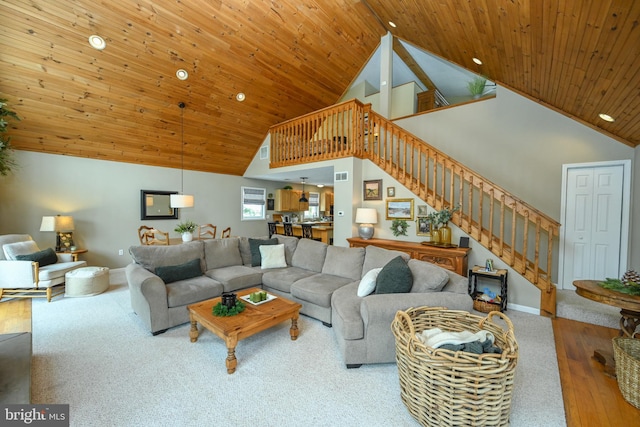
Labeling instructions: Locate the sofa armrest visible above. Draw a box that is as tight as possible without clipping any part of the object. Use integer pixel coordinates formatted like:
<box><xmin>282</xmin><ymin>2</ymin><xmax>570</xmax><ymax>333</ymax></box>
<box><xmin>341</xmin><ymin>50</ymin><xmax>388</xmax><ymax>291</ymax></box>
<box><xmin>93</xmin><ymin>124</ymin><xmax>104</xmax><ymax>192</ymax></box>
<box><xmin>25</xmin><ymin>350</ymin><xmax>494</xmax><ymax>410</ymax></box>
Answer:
<box><xmin>0</xmin><ymin>261</ymin><xmax>38</xmax><ymax>287</ymax></box>
<box><xmin>125</xmin><ymin>263</ymin><xmax>170</xmax><ymax>334</ymax></box>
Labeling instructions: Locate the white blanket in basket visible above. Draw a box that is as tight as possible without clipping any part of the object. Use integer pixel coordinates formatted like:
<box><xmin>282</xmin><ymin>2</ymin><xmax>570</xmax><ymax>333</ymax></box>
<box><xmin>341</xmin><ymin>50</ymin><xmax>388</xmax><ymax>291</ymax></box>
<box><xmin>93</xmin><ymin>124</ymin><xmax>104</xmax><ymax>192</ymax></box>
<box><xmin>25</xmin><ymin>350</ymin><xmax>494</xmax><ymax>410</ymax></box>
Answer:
<box><xmin>417</xmin><ymin>328</ymin><xmax>495</xmax><ymax>348</ymax></box>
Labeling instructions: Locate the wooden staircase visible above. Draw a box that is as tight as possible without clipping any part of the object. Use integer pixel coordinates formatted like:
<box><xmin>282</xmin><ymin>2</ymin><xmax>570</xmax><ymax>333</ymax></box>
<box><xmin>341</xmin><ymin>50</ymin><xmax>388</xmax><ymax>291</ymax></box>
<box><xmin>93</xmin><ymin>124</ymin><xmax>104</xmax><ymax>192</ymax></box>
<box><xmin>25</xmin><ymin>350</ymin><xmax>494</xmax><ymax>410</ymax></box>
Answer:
<box><xmin>270</xmin><ymin>99</ymin><xmax>560</xmax><ymax>316</ymax></box>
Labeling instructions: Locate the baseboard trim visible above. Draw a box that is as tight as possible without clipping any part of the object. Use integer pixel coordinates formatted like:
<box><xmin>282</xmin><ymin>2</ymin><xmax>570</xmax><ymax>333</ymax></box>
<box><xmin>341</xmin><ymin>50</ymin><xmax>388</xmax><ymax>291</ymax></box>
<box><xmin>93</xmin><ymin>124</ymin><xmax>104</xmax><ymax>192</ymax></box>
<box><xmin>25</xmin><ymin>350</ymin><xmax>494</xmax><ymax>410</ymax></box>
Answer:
<box><xmin>507</xmin><ymin>303</ymin><xmax>539</xmax><ymax>315</ymax></box>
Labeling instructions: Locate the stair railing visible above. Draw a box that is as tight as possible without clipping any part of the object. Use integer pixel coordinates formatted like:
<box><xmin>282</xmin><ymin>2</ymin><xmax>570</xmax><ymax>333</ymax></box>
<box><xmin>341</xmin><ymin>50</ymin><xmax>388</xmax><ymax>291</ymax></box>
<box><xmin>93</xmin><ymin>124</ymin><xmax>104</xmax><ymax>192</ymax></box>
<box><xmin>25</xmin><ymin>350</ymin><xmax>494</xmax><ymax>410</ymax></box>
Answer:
<box><xmin>270</xmin><ymin>100</ymin><xmax>560</xmax><ymax>316</ymax></box>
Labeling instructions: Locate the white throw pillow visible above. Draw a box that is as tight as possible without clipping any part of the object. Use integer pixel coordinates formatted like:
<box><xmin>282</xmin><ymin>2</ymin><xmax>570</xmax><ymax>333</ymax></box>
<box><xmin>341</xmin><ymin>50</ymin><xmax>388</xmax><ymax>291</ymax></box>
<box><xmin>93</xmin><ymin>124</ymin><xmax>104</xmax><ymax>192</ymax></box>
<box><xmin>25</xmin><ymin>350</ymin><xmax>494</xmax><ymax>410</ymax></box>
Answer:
<box><xmin>357</xmin><ymin>267</ymin><xmax>382</xmax><ymax>297</ymax></box>
<box><xmin>260</xmin><ymin>244</ymin><xmax>287</xmax><ymax>269</ymax></box>
<box><xmin>3</xmin><ymin>240</ymin><xmax>40</xmax><ymax>260</ymax></box>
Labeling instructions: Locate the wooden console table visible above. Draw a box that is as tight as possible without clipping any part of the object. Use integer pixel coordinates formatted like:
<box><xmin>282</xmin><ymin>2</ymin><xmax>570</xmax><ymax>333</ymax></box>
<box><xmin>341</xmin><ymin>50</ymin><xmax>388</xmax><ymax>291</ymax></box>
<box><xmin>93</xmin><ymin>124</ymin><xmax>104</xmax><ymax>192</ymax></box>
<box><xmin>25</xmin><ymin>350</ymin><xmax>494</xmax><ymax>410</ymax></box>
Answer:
<box><xmin>347</xmin><ymin>237</ymin><xmax>470</xmax><ymax>276</ymax></box>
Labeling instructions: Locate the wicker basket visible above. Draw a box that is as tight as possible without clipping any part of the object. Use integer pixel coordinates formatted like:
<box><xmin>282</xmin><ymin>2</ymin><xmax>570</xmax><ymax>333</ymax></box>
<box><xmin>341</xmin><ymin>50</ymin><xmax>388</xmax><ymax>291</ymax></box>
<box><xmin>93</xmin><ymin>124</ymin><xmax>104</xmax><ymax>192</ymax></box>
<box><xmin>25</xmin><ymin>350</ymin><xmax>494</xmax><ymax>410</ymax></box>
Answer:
<box><xmin>613</xmin><ymin>337</ymin><xmax>640</xmax><ymax>409</ymax></box>
<box><xmin>473</xmin><ymin>295</ymin><xmax>501</xmax><ymax>313</ymax></box>
<box><xmin>391</xmin><ymin>307</ymin><xmax>519</xmax><ymax>427</ymax></box>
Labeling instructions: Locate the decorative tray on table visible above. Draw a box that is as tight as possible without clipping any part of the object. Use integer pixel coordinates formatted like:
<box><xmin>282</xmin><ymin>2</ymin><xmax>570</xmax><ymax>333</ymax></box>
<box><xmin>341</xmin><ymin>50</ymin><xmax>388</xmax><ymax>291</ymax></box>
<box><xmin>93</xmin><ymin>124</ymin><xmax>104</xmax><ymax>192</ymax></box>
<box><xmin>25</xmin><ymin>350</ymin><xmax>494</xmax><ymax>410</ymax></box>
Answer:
<box><xmin>241</xmin><ymin>292</ymin><xmax>277</xmax><ymax>306</ymax></box>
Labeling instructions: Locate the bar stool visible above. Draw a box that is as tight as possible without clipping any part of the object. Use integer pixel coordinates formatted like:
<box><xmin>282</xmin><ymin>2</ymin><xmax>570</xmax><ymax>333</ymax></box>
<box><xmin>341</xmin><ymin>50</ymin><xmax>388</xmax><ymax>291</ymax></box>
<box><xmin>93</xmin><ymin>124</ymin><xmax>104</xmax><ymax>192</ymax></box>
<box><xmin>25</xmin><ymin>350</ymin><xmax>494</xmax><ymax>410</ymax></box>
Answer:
<box><xmin>283</xmin><ymin>223</ymin><xmax>294</xmax><ymax>237</ymax></box>
<box><xmin>267</xmin><ymin>222</ymin><xmax>277</xmax><ymax>238</ymax></box>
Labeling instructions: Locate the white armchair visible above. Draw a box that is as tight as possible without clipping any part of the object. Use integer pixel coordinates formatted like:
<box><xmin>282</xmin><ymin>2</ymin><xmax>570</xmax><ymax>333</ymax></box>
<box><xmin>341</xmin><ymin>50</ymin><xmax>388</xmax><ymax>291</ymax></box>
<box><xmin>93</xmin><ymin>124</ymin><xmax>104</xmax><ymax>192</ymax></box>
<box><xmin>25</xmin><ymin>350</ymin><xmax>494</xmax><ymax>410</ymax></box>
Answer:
<box><xmin>0</xmin><ymin>234</ymin><xmax>87</xmax><ymax>302</ymax></box>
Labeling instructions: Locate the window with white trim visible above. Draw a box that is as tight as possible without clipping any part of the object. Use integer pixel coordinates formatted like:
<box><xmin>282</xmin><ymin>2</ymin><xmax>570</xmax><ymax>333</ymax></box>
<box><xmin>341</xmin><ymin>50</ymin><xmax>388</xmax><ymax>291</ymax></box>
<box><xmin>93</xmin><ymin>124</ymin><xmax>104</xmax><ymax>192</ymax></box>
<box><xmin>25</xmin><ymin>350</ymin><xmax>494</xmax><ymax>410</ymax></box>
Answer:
<box><xmin>304</xmin><ymin>192</ymin><xmax>320</xmax><ymax>219</ymax></box>
<box><xmin>241</xmin><ymin>187</ymin><xmax>266</xmax><ymax>220</ymax></box>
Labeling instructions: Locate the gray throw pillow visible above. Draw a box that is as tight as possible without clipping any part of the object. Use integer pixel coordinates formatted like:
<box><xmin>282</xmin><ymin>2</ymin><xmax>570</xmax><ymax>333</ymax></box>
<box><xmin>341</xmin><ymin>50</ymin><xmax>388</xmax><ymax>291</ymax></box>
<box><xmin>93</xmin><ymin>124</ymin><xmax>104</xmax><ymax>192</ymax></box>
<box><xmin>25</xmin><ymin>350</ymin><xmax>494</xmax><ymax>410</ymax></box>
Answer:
<box><xmin>375</xmin><ymin>256</ymin><xmax>413</xmax><ymax>294</ymax></box>
<box><xmin>248</xmin><ymin>238</ymin><xmax>278</xmax><ymax>266</ymax></box>
<box><xmin>15</xmin><ymin>247</ymin><xmax>58</xmax><ymax>267</ymax></box>
<box><xmin>155</xmin><ymin>258</ymin><xmax>202</xmax><ymax>284</ymax></box>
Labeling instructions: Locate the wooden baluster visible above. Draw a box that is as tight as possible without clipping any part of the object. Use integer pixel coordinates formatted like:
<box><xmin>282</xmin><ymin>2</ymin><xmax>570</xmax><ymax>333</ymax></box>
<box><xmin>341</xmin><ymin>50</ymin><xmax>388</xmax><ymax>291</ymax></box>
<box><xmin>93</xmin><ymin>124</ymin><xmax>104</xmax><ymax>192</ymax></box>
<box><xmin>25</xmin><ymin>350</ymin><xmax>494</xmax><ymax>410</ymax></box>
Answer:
<box><xmin>534</xmin><ymin>218</ymin><xmax>542</xmax><ymax>284</ymax></box>
<box><xmin>522</xmin><ymin>211</ymin><xmax>529</xmax><ymax>275</ymax></box>
<box><xmin>510</xmin><ymin>201</ymin><xmax>517</xmax><ymax>266</ymax></box>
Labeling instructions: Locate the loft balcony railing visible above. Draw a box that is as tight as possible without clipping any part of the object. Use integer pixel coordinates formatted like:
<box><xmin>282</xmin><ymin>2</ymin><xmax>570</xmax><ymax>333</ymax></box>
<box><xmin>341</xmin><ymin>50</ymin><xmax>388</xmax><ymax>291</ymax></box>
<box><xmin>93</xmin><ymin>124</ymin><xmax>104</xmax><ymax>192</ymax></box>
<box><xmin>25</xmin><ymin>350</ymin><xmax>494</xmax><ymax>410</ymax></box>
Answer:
<box><xmin>269</xmin><ymin>99</ymin><xmax>560</xmax><ymax>316</ymax></box>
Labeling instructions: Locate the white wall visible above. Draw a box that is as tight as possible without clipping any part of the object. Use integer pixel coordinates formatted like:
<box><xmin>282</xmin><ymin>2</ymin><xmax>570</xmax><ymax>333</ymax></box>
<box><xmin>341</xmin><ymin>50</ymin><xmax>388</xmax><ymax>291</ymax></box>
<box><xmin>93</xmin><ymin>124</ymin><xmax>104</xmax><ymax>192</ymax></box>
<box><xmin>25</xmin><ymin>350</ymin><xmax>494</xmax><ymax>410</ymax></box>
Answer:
<box><xmin>0</xmin><ymin>151</ymin><xmax>281</xmax><ymax>268</ymax></box>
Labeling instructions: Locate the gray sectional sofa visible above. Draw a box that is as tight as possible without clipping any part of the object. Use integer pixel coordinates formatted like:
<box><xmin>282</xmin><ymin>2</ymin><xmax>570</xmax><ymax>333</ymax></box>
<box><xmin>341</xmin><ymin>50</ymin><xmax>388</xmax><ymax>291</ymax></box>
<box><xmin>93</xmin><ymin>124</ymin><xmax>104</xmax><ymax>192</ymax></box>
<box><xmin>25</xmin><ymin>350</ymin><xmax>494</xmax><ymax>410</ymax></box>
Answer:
<box><xmin>125</xmin><ymin>235</ymin><xmax>473</xmax><ymax>367</ymax></box>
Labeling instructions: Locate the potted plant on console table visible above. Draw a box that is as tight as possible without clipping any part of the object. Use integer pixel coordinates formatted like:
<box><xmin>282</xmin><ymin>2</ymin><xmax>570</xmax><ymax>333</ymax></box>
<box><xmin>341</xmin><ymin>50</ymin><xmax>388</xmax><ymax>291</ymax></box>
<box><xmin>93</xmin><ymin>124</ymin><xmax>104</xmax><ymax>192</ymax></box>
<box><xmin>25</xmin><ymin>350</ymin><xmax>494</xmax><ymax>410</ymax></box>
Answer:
<box><xmin>175</xmin><ymin>220</ymin><xmax>198</xmax><ymax>242</ymax></box>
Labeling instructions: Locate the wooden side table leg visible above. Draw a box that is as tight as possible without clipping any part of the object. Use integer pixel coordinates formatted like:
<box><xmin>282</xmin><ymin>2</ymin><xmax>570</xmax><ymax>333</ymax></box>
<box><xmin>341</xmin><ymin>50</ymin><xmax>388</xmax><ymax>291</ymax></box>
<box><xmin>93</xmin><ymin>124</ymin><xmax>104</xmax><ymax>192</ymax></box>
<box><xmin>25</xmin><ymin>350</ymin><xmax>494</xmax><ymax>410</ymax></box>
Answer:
<box><xmin>619</xmin><ymin>309</ymin><xmax>640</xmax><ymax>338</ymax></box>
<box><xmin>290</xmin><ymin>314</ymin><xmax>300</xmax><ymax>341</ymax></box>
<box><xmin>189</xmin><ymin>319</ymin><xmax>199</xmax><ymax>342</ymax></box>
<box><xmin>225</xmin><ymin>336</ymin><xmax>238</xmax><ymax>374</ymax></box>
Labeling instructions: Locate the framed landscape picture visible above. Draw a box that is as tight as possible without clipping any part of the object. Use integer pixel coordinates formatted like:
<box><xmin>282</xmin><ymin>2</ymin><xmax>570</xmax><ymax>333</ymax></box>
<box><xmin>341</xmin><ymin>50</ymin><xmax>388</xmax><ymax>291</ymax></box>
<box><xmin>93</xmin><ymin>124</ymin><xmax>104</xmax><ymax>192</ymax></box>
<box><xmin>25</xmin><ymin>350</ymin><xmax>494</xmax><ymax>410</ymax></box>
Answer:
<box><xmin>386</xmin><ymin>198</ymin><xmax>414</xmax><ymax>220</ymax></box>
<box><xmin>363</xmin><ymin>179</ymin><xmax>382</xmax><ymax>200</ymax></box>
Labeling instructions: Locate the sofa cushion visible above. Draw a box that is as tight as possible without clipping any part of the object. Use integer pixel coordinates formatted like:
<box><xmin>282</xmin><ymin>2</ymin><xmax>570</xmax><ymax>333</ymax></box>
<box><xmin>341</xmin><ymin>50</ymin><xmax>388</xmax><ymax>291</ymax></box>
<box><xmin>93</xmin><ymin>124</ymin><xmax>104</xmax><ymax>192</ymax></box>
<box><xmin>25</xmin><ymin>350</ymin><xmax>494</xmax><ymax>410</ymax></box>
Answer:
<box><xmin>205</xmin><ymin>265</ymin><xmax>262</xmax><ymax>293</ymax></box>
<box><xmin>261</xmin><ymin>267</ymin><xmax>317</xmax><ymax>294</ymax></box>
<box><xmin>15</xmin><ymin>248</ymin><xmax>58</xmax><ymax>267</ymax></box>
<box><xmin>357</xmin><ymin>267</ymin><xmax>381</xmax><ymax>297</ymax></box>
<box><xmin>321</xmin><ymin>246</ymin><xmax>365</xmax><ymax>281</ymax></box>
<box><xmin>166</xmin><ymin>275</ymin><xmax>223</xmax><ymax>308</ymax></box>
<box><xmin>375</xmin><ymin>256</ymin><xmax>413</xmax><ymax>294</ymax></box>
<box><xmin>291</xmin><ymin>239</ymin><xmax>327</xmax><ymax>273</ymax></box>
<box><xmin>129</xmin><ymin>241</ymin><xmax>204</xmax><ymax>273</ymax></box>
<box><xmin>0</xmin><ymin>235</ymin><xmax>34</xmax><ymax>261</ymax></box>
<box><xmin>38</xmin><ymin>261</ymin><xmax>87</xmax><ymax>282</ymax></box>
<box><xmin>204</xmin><ymin>238</ymin><xmax>243</xmax><ymax>269</ymax></box>
<box><xmin>274</xmin><ymin>235</ymin><xmax>298</xmax><ymax>265</ymax></box>
<box><xmin>155</xmin><ymin>258</ymin><xmax>202</xmax><ymax>284</ymax></box>
<box><xmin>260</xmin><ymin>244</ymin><xmax>287</xmax><ymax>269</ymax></box>
<box><xmin>408</xmin><ymin>259</ymin><xmax>450</xmax><ymax>293</ymax></box>
<box><xmin>3</xmin><ymin>240</ymin><xmax>40</xmax><ymax>260</ymax></box>
<box><xmin>249</xmin><ymin>238</ymin><xmax>278</xmax><ymax>266</ymax></box>
<box><xmin>361</xmin><ymin>245</ymin><xmax>410</xmax><ymax>278</ymax></box>
<box><xmin>291</xmin><ymin>273</ymin><xmax>354</xmax><ymax>308</ymax></box>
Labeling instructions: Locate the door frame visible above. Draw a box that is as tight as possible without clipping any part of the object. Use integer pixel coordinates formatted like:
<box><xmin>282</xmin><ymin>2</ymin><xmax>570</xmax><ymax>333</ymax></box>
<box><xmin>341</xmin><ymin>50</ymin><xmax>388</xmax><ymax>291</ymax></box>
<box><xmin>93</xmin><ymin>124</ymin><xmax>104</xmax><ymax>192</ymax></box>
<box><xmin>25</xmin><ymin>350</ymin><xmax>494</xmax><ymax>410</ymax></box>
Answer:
<box><xmin>558</xmin><ymin>159</ymin><xmax>632</xmax><ymax>290</ymax></box>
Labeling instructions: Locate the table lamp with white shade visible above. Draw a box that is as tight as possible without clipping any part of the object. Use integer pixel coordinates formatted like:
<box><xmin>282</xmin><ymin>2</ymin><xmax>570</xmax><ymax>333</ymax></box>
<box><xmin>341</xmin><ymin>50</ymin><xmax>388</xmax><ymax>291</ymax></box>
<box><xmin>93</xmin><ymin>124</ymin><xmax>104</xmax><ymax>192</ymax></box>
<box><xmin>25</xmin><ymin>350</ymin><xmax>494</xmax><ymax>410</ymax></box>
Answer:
<box><xmin>355</xmin><ymin>208</ymin><xmax>377</xmax><ymax>240</ymax></box>
<box><xmin>40</xmin><ymin>215</ymin><xmax>75</xmax><ymax>251</ymax></box>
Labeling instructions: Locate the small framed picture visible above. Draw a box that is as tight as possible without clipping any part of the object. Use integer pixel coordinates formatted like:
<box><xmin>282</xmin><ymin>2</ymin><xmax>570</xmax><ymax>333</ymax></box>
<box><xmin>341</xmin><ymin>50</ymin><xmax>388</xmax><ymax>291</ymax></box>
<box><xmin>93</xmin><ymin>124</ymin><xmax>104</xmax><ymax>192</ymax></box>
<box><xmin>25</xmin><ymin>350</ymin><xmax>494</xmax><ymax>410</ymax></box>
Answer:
<box><xmin>416</xmin><ymin>217</ymin><xmax>431</xmax><ymax>236</ymax></box>
<box><xmin>387</xmin><ymin>187</ymin><xmax>395</xmax><ymax>197</ymax></box>
<box><xmin>386</xmin><ymin>198</ymin><xmax>414</xmax><ymax>220</ymax></box>
<box><xmin>363</xmin><ymin>179</ymin><xmax>383</xmax><ymax>201</ymax></box>
<box><xmin>417</xmin><ymin>205</ymin><xmax>428</xmax><ymax>217</ymax></box>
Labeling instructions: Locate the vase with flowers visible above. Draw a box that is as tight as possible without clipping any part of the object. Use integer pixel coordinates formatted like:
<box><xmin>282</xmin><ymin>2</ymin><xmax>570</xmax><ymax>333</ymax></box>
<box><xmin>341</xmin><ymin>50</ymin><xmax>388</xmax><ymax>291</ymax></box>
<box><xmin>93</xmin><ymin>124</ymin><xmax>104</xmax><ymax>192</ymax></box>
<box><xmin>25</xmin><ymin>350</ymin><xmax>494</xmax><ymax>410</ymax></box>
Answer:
<box><xmin>175</xmin><ymin>220</ymin><xmax>198</xmax><ymax>242</ymax></box>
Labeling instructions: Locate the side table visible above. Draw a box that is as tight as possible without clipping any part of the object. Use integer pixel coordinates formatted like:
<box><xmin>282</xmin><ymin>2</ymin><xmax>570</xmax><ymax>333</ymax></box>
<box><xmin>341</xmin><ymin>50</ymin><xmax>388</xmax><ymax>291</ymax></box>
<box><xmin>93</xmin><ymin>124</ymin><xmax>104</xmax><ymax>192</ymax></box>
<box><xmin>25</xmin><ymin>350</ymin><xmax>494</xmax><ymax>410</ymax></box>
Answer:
<box><xmin>468</xmin><ymin>266</ymin><xmax>508</xmax><ymax>312</ymax></box>
<box><xmin>57</xmin><ymin>248</ymin><xmax>88</xmax><ymax>262</ymax></box>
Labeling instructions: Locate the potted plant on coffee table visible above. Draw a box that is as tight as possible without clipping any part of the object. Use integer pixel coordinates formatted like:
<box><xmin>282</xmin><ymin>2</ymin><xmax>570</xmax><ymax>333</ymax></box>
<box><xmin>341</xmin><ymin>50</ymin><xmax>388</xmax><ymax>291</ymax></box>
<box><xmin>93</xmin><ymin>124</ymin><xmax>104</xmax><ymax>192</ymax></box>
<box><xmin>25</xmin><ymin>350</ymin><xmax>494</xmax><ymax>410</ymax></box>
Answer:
<box><xmin>175</xmin><ymin>220</ymin><xmax>198</xmax><ymax>242</ymax></box>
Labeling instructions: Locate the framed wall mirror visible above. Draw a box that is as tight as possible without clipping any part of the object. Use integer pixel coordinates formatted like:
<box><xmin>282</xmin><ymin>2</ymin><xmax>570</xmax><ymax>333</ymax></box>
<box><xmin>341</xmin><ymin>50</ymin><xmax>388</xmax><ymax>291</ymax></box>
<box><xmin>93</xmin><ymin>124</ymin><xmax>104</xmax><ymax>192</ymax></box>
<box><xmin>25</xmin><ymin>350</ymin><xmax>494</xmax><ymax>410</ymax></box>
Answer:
<box><xmin>140</xmin><ymin>190</ymin><xmax>179</xmax><ymax>220</ymax></box>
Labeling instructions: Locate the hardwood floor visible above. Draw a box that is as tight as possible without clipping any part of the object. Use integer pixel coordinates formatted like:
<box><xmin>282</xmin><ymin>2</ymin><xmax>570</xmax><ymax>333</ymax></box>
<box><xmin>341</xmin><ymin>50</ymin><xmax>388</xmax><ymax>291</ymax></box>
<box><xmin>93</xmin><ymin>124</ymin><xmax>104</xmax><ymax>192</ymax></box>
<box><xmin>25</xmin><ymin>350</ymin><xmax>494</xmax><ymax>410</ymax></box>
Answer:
<box><xmin>1</xmin><ymin>298</ymin><xmax>638</xmax><ymax>424</ymax></box>
<box><xmin>553</xmin><ymin>316</ymin><xmax>640</xmax><ymax>426</ymax></box>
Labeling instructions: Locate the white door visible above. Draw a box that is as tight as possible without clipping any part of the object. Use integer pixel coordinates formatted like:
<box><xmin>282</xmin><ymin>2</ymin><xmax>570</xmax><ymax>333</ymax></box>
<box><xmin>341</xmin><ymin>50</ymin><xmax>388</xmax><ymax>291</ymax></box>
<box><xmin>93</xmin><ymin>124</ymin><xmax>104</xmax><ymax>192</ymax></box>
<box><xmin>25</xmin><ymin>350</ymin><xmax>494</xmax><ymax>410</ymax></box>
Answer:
<box><xmin>560</xmin><ymin>162</ymin><xmax>628</xmax><ymax>289</ymax></box>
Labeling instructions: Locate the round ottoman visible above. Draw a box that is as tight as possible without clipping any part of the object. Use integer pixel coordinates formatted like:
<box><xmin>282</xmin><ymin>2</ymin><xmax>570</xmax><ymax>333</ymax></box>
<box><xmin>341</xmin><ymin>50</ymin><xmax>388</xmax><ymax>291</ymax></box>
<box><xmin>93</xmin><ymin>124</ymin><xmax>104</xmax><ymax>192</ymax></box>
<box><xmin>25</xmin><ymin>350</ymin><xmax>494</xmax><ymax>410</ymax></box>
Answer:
<box><xmin>65</xmin><ymin>266</ymin><xmax>110</xmax><ymax>297</ymax></box>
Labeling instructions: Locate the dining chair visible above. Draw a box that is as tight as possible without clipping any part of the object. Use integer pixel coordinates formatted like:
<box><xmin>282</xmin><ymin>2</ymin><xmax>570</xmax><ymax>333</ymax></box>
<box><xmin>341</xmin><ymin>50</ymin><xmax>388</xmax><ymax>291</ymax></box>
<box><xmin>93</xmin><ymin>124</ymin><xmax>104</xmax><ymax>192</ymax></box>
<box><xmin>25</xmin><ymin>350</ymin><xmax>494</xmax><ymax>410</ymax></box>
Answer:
<box><xmin>221</xmin><ymin>227</ymin><xmax>231</xmax><ymax>238</ymax></box>
<box><xmin>301</xmin><ymin>223</ymin><xmax>321</xmax><ymax>241</ymax></box>
<box><xmin>197</xmin><ymin>224</ymin><xmax>217</xmax><ymax>239</ymax></box>
<box><xmin>267</xmin><ymin>222</ymin><xmax>278</xmax><ymax>238</ymax></box>
<box><xmin>137</xmin><ymin>225</ymin><xmax>170</xmax><ymax>245</ymax></box>
<box><xmin>283</xmin><ymin>222</ymin><xmax>294</xmax><ymax>237</ymax></box>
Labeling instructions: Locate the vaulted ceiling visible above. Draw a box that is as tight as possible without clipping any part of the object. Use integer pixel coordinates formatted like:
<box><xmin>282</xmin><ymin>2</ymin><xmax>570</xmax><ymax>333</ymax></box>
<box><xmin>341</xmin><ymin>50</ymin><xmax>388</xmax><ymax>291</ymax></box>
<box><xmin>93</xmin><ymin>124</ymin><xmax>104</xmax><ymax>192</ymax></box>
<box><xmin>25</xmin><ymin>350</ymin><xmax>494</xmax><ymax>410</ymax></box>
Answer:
<box><xmin>1</xmin><ymin>0</ymin><xmax>638</xmax><ymax>178</ymax></box>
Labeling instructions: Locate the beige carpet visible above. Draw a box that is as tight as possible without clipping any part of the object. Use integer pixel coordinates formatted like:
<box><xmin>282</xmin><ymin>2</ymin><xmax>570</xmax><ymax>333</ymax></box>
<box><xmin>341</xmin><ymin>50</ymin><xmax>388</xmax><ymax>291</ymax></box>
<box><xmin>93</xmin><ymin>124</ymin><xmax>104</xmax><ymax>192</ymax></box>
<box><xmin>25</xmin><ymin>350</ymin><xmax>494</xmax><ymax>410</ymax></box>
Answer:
<box><xmin>29</xmin><ymin>268</ymin><xmax>565</xmax><ymax>426</ymax></box>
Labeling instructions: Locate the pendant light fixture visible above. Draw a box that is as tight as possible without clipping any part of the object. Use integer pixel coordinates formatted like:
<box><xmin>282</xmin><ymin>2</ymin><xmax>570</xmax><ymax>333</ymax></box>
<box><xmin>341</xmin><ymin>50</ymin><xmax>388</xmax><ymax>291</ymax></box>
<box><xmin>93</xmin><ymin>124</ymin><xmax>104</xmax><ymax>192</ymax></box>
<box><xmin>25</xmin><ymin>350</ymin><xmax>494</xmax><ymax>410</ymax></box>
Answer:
<box><xmin>170</xmin><ymin>102</ymin><xmax>195</xmax><ymax>208</ymax></box>
<box><xmin>299</xmin><ymin>177</ymin><xmax>309</xmax><ymax>203</ymax></box>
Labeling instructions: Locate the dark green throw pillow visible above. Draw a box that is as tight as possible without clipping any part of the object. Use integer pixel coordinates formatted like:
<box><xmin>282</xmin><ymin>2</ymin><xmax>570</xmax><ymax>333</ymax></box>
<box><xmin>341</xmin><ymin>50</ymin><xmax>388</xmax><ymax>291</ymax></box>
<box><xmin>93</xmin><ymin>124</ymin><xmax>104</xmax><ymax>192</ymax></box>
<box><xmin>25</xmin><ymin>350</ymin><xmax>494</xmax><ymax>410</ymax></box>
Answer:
<box><xmin>375</xmin><ymin>256</ymin><xmax>413</xmax><ymax>294</ymax></box>
<box><xmin>155</xmin><ymin>258</ymin><xmax>202</xmax><ymax>284</ymax></box>
<box><xmin>15</xmin><ymin>248</ymin><xmax>58</xmax><ymax>267</ymax></box>
<box><xmin>248</xmin><ymin>238</ymin><xmax>278</xmax><ymax>266</ymax></box>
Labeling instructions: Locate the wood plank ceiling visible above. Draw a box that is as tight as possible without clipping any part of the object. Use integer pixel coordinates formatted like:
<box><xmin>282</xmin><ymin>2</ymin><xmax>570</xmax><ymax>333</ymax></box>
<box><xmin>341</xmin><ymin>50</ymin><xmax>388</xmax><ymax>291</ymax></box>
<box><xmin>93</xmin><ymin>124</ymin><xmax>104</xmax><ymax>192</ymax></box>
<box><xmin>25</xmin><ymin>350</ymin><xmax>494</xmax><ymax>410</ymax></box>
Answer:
<box><xmin>0</xmin><ymin>0</ymin><xmax>638</xmax><ymax>178</ymax></box>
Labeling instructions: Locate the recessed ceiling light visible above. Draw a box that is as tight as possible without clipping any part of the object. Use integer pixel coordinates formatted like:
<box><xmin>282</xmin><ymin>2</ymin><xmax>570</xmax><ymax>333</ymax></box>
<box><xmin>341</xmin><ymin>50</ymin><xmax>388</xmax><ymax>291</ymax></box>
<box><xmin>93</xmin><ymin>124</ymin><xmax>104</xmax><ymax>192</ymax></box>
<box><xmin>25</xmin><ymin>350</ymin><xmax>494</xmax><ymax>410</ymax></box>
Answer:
<box><xmin>176</xmin><ymin>69</ymin><xmax>188</xmax><ymax>80</ymax></box>
<box><xmin>472</xmin><ymin>57</ymin><xmax>483</xmax><ymax>65</ymax></box>
<box><xmin>88</xmin><ymin>35</ymin><xmax>106</xmax><ymax>50</ymax></box>
<box><xmin>388</xmin><ymin>21</ymin><xmax>397</xmax><ymax>28</ymax></box>
<box><xmin>599</xmin><ymin>113</ymin><xmax>615</xmax><ymax>122</ymax></box>
<box><xmin>236</xmin><ymin>92</ymin><xmax>246</xmax><ymax>102</ymax></box>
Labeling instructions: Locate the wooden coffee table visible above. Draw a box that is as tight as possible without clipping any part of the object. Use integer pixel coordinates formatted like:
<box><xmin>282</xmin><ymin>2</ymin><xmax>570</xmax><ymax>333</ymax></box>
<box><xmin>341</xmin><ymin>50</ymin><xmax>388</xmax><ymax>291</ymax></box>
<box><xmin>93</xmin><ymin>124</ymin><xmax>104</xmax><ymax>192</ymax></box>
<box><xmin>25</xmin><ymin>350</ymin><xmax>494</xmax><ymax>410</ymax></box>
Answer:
<box><xmin>187</xmin><ymin>287</ymin><xmax>302</xmax><ymax>374</ymax></box>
